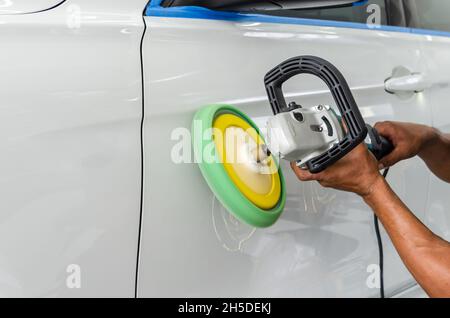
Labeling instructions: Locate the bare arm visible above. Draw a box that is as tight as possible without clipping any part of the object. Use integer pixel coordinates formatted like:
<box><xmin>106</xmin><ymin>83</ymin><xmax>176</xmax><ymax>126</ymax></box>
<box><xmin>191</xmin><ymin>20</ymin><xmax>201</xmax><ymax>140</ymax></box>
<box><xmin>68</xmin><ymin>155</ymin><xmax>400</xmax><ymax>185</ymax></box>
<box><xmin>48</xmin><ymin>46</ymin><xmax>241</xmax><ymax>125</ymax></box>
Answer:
<box><xmin>365</xmin><ymin>177</ymin><xmax>450</xmax><ymax>298</ymax></box>
<box><xmin>419</xmin><ymin>129</ymin><xmax>450</xmax><ymax>183</ymax></box>
<box><xmin>375</xmin><ymin>122</ymin><xmax>450</xmax><ymax>183</ymax></box>
<box><xmin>291</xmin><ymin>144</ymin><xmax>450</xmax><ymax>298</ymax></box>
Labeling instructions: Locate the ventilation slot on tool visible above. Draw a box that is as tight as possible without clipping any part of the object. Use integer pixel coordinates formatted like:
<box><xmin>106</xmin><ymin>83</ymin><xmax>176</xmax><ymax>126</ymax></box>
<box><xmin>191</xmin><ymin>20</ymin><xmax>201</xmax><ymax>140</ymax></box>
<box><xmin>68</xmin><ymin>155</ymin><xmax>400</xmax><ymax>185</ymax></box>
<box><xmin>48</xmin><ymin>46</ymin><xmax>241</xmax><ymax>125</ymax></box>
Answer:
<box><xmin>264</xmin><ymin>55</ymin><xmax>368</xmax><ymax>173</ymax></box>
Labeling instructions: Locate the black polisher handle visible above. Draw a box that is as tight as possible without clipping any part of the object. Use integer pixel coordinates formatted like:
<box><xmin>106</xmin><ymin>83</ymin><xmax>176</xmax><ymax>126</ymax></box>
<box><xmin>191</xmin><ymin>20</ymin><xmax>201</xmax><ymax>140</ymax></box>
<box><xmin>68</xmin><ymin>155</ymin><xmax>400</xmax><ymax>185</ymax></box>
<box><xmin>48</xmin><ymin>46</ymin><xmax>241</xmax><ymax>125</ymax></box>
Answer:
<box><xmin>366</xmin><ymin>124</ymin><xmax>395</xmax><ymax>161</ymax></box>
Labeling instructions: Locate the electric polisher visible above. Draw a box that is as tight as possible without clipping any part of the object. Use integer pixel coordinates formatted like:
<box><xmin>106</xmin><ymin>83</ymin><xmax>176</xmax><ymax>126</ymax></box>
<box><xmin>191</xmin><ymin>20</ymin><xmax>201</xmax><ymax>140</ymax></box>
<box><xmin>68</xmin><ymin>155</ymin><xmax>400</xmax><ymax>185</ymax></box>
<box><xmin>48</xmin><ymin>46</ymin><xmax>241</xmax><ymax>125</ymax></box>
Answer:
<box><xmin>192</xmin><ymin>56</ymin><xmax>393</xmax><ymax>228</ymax></box>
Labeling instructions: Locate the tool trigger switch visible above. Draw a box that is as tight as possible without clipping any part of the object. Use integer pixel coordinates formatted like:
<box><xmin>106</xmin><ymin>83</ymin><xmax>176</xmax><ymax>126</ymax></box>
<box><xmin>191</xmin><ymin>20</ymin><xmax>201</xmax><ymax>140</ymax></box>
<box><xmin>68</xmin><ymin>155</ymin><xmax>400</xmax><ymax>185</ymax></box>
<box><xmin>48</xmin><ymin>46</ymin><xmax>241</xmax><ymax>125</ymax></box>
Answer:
<box><xmin>293</xmin><ymin>112</ymin><xmax>304</xmax><ymax>122</ymax></box>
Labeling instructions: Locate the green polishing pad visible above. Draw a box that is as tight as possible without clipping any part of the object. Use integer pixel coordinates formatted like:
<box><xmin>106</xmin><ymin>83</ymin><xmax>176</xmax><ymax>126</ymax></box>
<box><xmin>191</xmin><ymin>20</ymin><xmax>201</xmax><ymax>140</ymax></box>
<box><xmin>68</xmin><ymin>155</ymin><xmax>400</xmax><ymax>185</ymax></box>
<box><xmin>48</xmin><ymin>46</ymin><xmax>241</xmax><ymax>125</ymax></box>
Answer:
<box><xmin>192</xmin><ymin>104</ymin><xmax>286</xmax><ymax>228</ymax></box>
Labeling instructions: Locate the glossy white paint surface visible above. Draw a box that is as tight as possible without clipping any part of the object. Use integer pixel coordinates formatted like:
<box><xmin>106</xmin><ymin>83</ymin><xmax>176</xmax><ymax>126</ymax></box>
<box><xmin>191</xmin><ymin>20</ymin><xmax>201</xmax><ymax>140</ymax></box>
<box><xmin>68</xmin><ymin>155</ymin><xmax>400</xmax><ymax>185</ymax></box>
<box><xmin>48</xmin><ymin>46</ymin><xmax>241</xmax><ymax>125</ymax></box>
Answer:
<box><xmin>138</xmin><ymin>16</ymin><xmax>436</xmax><ymax>297</ymax></box>
<box><xmin>419</xmin><ymin>35</ymin><xmax>450</xmax><ymax>244</ymax></box>
<box><xmin>393</xmin><ymin>284</ymin><xmax>427</xmax><ymax>298</ymax></box>
<box><xmin>0</xmin><ymin>1</ymin><xmax>444</xmax><ymax>298</ymax></box>
<box><xmin>0</xmin><ymin>0</ymin><xmax>148</xmax><ymax>297</ymax></box>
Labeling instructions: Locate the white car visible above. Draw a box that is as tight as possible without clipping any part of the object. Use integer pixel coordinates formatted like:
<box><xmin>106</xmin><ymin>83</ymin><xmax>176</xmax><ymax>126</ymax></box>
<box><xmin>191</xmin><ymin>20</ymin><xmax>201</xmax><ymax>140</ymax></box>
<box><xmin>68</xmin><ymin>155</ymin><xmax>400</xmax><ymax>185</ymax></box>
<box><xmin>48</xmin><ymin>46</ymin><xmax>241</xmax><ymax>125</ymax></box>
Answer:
<box><xmin>0</xmin><ymin>0</ymin><xmax>448</xmax><ymax>298</ymax></box>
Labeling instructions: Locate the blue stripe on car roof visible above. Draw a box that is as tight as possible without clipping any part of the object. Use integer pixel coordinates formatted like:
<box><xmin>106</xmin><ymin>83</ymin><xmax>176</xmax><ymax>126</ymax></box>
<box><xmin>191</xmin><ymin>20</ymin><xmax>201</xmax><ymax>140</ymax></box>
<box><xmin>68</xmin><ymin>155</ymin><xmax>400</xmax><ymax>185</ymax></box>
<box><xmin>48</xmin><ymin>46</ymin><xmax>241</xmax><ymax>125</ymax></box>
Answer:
<box><xmin>145</xmin><ymin>0</ymin><xmax>450</xmax><ymax>39</ymax></box>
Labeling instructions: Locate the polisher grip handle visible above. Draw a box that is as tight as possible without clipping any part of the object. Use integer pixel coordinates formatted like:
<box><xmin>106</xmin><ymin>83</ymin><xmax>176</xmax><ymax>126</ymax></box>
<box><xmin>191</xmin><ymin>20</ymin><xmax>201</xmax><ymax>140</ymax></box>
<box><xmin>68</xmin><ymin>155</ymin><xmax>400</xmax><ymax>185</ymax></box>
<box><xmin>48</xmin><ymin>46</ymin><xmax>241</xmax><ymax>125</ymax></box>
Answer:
<box><xmin>264</xmin><ymin>56</ymin><xmax>368</xmax><ymax>173</ymax></box>
<box><xmin>366</xmin><ymin>125</ymin><xmax>394</xmax><ymax>161</ymax></box>
<box><xmin>374</xmin><ymin>135</ymin><xmax>395</xmax><ymax>161</ymax></box>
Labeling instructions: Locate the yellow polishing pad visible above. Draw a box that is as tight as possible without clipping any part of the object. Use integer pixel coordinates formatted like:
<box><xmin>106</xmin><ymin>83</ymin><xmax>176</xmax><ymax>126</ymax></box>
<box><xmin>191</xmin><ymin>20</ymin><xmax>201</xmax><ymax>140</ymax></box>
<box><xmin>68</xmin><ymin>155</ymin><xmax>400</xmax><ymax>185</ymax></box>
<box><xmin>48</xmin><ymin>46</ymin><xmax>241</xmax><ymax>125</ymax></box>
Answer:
<box><xmin>213</xmin><ymin>113</ymin><xmax>281</xmax><ymax>210</ymax></box>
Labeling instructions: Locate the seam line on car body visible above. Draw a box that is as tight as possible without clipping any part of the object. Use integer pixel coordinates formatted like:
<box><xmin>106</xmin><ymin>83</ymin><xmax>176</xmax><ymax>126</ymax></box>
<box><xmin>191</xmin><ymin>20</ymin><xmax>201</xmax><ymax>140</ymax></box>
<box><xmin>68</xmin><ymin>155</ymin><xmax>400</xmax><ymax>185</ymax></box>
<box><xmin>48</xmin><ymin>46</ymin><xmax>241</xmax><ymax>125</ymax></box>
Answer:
<box><xmin>135</xmin><ymin>12</ymin><xmax>148</xmax><ymax>299</ymax></box>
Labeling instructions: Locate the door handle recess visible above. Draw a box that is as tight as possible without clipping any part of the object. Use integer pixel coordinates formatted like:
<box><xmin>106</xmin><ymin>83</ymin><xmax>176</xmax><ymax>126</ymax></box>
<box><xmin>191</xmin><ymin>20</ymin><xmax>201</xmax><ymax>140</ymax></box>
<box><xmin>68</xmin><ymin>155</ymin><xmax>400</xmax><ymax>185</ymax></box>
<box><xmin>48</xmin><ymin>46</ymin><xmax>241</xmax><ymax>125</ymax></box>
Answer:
<box><xmin>385</xmin><ymin>73</ymin><xmax>429</xmax><ymax>94</ymax></box>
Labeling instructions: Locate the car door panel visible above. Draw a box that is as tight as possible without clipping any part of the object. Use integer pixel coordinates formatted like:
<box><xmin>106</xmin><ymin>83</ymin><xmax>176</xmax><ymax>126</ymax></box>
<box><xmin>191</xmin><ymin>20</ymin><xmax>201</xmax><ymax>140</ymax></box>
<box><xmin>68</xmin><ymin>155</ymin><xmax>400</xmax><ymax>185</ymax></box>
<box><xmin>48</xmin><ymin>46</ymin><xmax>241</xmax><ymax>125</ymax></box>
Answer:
<box><xmin>418</xmin><ymin>36</ymin><xmax>450</xmax><ymax>243</ymax></box>
<box><xmin>401</xmin><ymin>0</ymin><xmax>450</xmax><ymax>280</ymax></box>
<box><xmin>139</xmin><ymin>12</ymin><xmax>431</xmax><ymax>297</ymax></box>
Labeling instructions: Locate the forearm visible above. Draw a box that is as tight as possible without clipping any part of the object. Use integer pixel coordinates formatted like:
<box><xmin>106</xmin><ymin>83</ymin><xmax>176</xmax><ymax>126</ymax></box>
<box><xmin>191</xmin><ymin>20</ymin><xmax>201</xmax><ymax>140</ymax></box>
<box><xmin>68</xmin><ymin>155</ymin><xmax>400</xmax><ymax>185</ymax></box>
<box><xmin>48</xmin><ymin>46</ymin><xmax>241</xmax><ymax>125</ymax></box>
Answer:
<box><xmin>419</xmin><ymin>129</ymin><xmax>450</xmax><ymax>183</ymax></box>
<box><xmin>364</xmin><ymin>178</ymin><xmax>450</xmax><ymax>297</ymax></box>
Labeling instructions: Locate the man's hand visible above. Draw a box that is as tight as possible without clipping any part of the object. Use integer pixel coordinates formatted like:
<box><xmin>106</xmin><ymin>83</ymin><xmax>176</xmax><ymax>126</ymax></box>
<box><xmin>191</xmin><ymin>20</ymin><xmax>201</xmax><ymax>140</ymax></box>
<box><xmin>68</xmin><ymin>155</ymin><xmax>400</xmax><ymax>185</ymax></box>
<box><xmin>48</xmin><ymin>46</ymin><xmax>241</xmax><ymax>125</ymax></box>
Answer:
<box><xmin>291</xmin><ymin>144</ymin><xmax>383</xmax><ymax>198</ymax></box>
<box><xmin>374</xmin><ymin>121</ymin><xmax>436</xmax><ymax>169</ymax></box>
<box><xmin>291</xmin><ymin>124</ymin><xmax>450</xmax><ymax>298</ymax></box>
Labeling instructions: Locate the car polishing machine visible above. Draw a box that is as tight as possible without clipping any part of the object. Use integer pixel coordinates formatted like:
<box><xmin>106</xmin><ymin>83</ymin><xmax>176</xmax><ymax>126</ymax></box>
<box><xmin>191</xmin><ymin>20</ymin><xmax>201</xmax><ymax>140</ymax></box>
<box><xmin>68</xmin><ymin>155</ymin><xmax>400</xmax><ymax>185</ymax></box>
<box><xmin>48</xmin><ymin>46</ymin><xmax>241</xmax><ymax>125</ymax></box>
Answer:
<box><xmin>192</xmin><ymin>56</ymin><xmax>393</xmax><ymax>228</ymax></box>
<box><xmin>264</xmin><ymin>55</ymin><xmax>393</xmax><ymax>173</ymax></box>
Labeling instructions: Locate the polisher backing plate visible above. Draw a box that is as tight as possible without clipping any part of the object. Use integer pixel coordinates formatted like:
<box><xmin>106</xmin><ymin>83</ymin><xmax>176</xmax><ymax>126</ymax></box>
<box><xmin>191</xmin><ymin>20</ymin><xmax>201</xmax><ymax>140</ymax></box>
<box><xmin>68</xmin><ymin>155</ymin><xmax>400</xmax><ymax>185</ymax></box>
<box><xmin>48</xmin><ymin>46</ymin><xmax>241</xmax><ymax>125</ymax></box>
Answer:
<box><xmin>213</xmin><ymin>113</ymin><xmax>281</xmax><ymax>209</ymax></box>
<box><xmin>192</xmin><ymin>105</ymin><xmax>286</xmax><ymax>228</ymax></box>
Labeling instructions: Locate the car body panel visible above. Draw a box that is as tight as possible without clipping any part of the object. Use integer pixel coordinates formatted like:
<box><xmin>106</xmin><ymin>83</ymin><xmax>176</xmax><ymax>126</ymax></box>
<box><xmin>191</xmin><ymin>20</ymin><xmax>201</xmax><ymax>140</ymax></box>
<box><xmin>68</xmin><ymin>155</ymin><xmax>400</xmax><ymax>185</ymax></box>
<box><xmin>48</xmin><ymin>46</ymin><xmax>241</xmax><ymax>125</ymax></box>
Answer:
<box><xmin>0</xmin><ymin>0</ymin><xmax>446</xmax><ymax>298</ymax></box>
<box><xmin>138</xmin><ymin>15</ymin><xmax>432</xmax><ymax>297</ymax></box>
<box><xmin>0</xmin><ymin>0</ymin><xmax>148</xmax><ymax>297</ymax></box>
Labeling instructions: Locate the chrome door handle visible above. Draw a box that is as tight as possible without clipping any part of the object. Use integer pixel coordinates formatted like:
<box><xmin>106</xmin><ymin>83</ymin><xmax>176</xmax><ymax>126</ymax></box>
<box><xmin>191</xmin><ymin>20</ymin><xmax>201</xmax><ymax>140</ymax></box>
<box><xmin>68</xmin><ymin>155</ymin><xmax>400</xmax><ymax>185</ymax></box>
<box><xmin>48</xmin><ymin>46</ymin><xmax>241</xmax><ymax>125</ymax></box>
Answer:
<box><xmin>385</xmin><ymin>73</ymin><xmax>429</xmax><ymax>94</ymax></box>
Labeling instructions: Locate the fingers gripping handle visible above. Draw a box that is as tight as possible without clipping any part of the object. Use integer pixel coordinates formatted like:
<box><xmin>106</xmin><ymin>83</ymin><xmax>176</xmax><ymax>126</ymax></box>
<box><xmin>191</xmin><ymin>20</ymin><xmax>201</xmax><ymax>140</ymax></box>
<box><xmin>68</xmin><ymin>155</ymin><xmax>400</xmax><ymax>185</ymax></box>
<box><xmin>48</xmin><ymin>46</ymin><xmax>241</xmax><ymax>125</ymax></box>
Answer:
<box><xmin>264</xmin><ymin>56</ymin><xmax>368</xmax><ymax>173</ymax></box>
<box><xmin>366</xmin><ymin>125</ymin><xmax>395</xmax><ymax>161</ymax></box>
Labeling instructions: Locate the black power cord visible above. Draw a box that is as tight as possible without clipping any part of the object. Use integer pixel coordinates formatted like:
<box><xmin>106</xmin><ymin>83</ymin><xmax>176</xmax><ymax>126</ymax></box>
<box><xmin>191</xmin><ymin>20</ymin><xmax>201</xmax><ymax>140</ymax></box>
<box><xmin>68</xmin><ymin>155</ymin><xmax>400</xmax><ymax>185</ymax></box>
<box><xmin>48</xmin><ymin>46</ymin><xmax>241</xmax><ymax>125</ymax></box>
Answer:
<box><xmin>374</xmin><ymin>168</ymin><xmax>390</xmax><ymax>298</ymax></box>
<box><xmin>374</xmin><ymin>215</ymin><xmax>385</xmax><ymax>298</ymax></box>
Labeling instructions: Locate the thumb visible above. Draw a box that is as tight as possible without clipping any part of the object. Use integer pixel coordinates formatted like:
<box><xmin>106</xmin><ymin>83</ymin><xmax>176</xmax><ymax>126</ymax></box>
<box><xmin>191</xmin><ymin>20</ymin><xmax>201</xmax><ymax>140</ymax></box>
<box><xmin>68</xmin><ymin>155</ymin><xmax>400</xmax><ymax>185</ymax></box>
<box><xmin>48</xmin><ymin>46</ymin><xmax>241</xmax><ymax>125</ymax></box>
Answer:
<box><xmin>374</xmin><ymin>122</ymin><xmax>395</xmax><ymax>140</ymax></box>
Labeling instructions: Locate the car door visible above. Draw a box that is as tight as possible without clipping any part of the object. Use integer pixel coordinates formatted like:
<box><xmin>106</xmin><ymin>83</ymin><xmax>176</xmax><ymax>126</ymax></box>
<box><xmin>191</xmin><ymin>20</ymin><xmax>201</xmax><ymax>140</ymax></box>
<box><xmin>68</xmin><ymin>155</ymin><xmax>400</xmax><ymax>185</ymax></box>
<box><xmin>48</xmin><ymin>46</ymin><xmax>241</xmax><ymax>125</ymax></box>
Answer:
<box><xmin>0</xmin><ymin>0</ymin><xmax>148</xmax><ymax>297</ymax></box>
<box><xmin>139</xmin><ymin>0</ymin><xmax>431</xmax><ymax>297</ymax></box>
<box><xmin>403</xmin><ymin>0</ymin><xmax>450</xmax><ymax>255</ymax></box>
